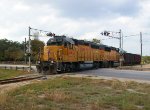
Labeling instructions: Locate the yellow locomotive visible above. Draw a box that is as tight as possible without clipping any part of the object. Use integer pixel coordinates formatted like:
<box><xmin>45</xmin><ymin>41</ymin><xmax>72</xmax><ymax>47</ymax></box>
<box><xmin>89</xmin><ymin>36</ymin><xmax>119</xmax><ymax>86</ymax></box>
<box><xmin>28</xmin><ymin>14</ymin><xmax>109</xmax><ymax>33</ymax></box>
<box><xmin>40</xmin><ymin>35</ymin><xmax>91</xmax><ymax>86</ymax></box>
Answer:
<box><xmin>36</xmin><ymin>35</ymin><xmax>120</xmax><ymax>74</ymax></box>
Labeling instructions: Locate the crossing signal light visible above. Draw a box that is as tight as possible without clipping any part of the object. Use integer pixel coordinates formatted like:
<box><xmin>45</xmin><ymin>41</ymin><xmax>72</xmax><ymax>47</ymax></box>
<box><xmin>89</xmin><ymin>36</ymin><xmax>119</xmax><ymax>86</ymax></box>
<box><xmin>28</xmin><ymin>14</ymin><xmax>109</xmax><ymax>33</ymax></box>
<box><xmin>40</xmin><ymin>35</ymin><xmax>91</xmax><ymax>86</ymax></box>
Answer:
<box><xmin>47</xmin><ymin>32</ymin><xmax>55</xmax><ymax>36</ymax></box>
<box><xmin>24</xmin><ymin>53</ymin><xmax>31</xmax><ymax>56</ymax></box>
<box><xmin>24</xmin><ymin>39</ymin><xmax>32</xmax><ymax>57</ymax></box>
<box><xmin>103</xmin><ymin>31</ymin><xmax>110</xmax><ymax>36</ymax></box>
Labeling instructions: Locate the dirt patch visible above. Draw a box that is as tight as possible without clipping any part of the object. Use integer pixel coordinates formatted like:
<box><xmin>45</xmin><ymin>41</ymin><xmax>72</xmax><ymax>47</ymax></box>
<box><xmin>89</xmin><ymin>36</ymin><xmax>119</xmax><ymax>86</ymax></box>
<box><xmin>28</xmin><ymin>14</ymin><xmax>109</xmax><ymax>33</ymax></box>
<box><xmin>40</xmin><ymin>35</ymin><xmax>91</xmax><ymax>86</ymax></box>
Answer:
<box><xmin>117</xmin><ymin>64</ymin><xmax>150</xmax><ymax>71</ymax></box>
<box><xmin>0</xmin><ymin>80</ymin><xmax>39</xmax><ymax>94</ymax></box>
<box><xmin>127</xmin><ymin>89</ymin><xmax>147</xmax><ymax>95</ymax></box>
<box><xmin>0</xmin><ymin>75</ymin><xmax>150</xmax><ymax>110</ymax></box>
<box><xmin>1</xmin><ymin>73</ymin><xmax>150</xmax><ymax>95</ymax></box>
<box><xmin>61</xmin><ymin>74</ymin><xmax>150</xmax><ymax>84</ymax></box>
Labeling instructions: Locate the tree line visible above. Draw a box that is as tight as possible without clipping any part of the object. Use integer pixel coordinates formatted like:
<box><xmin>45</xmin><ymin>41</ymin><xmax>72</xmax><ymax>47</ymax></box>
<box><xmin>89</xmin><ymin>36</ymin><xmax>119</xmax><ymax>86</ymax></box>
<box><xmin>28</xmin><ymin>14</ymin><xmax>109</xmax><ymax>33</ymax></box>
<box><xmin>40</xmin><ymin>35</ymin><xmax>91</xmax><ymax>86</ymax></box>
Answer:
<box><xmin>1</xmin><ymin>38</ymin><xmax>150</xmax><ymax>64</ymax></box>
<box><xmin>0</xmin><ymin>38</ymin><xmax>100</xmax><ymax>62</ymax></box>
<box><xmin>0</xmin><ymin>39</ymin><xmax>44</xmax><ymax>62</ymax></box>
<box><xmin>142</xmin><ymin>56</ymin><xmax>150</xmax><ymax>64</ymax></box>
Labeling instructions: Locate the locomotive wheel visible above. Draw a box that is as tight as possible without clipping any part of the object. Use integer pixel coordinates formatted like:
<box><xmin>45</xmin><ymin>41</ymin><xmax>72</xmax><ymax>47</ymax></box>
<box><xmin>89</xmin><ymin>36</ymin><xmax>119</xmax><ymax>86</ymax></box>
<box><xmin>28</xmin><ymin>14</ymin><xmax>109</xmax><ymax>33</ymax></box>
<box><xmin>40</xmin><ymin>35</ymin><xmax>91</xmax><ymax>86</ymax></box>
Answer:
<box><xmin>110</xmin><ymin>62</ymin><xmax>114</xmax><ymax>67</ymax></box>
<box><xmin>108</xmin><ymin>62</ymin><xmax>111</xmax><ymax>68</ymax></box>
<box><xmin>93</xmin><ymin>62</ymin><xmax>99</xmax><ymax>69</ymax></box>
<box><xmin>51</xmin><ymin>63</ymin><xmax>57</xmax><ymax>74</ymax></box>
<box><xmin>69</xmin><ymin>63</ymin><xmax>75</xmax><ymax>72</ymax></box>
<box><xmin>37</xmin><ymin>68</ymin><xmax>42</xmax><ymax>73</ymax></box>
<box><xmin>41</xmin><ymin>64</ymin><xmax>57</xmax><ymax>75</ymax></box>
<box><xmin>74</xmin><ymin>63</ymin><xmax>80</xmax><ymax>71</ymax></box>
<box><xmin>105</xmin><ymin>62</ymin><xmax>109</xmax><ymax>68</ymax></box>
<box><xmin>99</xmin><ymin>62</ymin><xmax>103</xmax><ymax>68</ymax></box>
<box><xmin>66</xmin><ymin>64</ymin><xmax>71</xmax><ymax>72</ymax></box>
<box><xmin>42</xmin><ymin>66</ymin><xmax>50</xmax><ymax>75</ymax></box>
<box><xmin>64</xmin><ymin>63</ymin><xmax>76</xmax><ymax>72</ymax></box>
<box><xmin>96</xmin><ymin>63</ymin><xmax>99</xmax><ymax>69</ymax></box>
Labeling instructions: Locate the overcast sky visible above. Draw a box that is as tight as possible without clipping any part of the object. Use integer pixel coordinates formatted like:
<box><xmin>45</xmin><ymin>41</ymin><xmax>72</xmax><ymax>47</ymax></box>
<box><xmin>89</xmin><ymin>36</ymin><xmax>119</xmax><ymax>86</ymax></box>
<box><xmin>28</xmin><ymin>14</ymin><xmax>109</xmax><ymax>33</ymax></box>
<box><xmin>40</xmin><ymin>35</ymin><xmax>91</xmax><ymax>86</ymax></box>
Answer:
<box><xmin>0</xmin><ymin>0</ymin><xmax>150</xmax><ymax>55</ymax></box>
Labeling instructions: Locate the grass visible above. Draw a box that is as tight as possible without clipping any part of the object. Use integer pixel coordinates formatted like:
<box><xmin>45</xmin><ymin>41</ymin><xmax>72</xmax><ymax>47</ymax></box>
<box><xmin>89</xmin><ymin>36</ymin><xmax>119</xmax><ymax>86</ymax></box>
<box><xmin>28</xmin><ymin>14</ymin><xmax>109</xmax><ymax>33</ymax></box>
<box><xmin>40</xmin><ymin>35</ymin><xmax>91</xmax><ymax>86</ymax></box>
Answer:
<box><xmin>0</xmin><ymin>69</ymin><xmax>30</xmax><ymax>80</ymax></box>
<box><xmin>0</xmin><ymin>77</ymin><xmax>150</xmax><ymax>110</ymax></box>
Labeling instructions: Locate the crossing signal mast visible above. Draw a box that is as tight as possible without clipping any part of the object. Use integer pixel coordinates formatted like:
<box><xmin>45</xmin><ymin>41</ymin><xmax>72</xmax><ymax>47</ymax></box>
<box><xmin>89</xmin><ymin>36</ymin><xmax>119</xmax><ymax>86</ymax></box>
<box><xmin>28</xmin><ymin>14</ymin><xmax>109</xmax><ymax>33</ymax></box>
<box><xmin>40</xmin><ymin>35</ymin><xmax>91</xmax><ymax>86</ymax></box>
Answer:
<box><xmin>25</xmin><ymin>26</ymin><xmax>55</xmax><ymax>72</ymax></box>
<box><xmin>101</xmin><ymin>29</ymin><xmax>123</xmax><ymax>67</ymax></box>
<box><xmin>101</xmin><ymin>31</ymin><xmax>110</xmax><ymax>36</ymax></box>
<box><xmin>101</xmin><ymin>30</ymin><xmax>122</xmax><ymax>49</ymax></box>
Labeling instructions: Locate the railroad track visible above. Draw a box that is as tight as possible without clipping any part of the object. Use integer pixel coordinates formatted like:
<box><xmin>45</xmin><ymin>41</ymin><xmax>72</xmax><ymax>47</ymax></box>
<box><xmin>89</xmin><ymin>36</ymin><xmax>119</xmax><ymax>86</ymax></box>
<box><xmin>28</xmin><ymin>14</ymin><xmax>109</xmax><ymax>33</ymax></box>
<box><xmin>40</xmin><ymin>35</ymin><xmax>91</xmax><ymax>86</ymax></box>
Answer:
<box><xmin>0</xmin><ymin>75</ymin><xmax>46</xmax><ymax>85</ymax></box>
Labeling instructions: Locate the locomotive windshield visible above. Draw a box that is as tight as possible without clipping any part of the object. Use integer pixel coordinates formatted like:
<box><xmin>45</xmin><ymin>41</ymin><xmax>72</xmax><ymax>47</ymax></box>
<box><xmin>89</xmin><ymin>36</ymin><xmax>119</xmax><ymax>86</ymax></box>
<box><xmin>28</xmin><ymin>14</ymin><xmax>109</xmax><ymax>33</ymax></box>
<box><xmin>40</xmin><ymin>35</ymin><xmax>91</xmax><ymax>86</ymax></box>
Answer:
<box><xmin>47</xmin><ymin>37</ymin><xmax>63</xmax><ymax>46</ymax></box>
<box><xmin>47</xmin><ymin>36</ymin><xmax>75</xmax><ymax>46</ymax></box>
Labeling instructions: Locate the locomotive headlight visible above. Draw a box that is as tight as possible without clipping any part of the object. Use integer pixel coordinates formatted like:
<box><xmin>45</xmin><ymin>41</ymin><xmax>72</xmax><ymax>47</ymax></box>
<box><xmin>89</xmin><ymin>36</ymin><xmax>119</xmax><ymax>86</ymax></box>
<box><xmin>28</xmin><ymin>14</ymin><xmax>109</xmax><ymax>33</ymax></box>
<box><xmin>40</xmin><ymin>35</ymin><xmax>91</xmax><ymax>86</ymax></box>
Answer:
<box><xmin>51</xmin><ymin>61</ymin><xmax>54</xmax><ymax>63</ymax></box>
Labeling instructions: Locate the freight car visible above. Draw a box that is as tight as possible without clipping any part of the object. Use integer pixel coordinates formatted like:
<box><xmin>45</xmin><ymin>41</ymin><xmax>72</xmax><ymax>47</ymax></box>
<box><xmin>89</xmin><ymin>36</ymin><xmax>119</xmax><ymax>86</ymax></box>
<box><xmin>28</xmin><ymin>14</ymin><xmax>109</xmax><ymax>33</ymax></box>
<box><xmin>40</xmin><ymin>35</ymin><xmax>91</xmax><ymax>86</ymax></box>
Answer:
<box><xmin>36</xmin><ymin>35</ymin><xmax>120</xmax><ymax>74</ymax></box>
<box><xmin>123</xmin><ymin>53</ymin><xmax>141</xmax><ymax>65</ymax></box>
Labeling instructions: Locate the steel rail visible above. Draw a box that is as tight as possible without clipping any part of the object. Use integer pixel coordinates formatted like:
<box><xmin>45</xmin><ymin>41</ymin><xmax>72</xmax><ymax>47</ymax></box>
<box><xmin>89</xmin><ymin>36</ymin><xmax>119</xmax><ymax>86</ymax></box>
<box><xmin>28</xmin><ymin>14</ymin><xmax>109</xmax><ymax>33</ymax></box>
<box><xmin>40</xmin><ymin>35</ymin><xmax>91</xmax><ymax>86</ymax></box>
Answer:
<box><xmin>0</xmin><ymin>75</ymin><xmax>45</xmax><ymax>85</ymax></box>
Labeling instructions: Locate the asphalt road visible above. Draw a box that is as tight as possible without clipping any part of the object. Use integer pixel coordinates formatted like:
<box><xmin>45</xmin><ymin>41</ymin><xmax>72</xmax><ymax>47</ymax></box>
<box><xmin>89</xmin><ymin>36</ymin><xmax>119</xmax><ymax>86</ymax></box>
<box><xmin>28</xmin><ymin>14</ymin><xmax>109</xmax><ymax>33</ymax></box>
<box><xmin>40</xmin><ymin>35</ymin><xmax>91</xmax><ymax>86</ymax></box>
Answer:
<box><xmin>0</xmin><ymin>64</ymin><xmax>150</xmax><ymax>81</ymax></box>
<box><xmin>74</xmin><ymin>68</ymin><xmax>150</xmax><ymax>81</ymax></box>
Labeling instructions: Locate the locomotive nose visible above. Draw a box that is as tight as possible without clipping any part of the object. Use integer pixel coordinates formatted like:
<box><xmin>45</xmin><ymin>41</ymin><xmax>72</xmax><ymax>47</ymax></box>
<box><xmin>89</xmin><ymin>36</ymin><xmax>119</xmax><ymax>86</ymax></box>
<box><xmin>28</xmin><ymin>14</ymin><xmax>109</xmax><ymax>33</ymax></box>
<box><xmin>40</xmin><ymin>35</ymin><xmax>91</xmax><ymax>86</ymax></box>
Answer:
<box><xmin>43</xmin><ymin>46</ymin><xmax>62</xmax><ymax>61</ymax></box>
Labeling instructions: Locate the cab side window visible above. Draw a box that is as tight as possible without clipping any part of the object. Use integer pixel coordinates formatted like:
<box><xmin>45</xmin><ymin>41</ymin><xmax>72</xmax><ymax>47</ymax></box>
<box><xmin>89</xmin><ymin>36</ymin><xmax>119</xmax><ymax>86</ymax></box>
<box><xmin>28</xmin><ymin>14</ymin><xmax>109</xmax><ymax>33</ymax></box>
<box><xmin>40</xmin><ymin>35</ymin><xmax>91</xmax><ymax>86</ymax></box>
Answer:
<box><xmin>64</xmin><ymin>42</ymin><xmax>74</xmax><ymax>49</ymax></box>
<box><xmin>69</xmin><ymin>44</ymin><xmax>74</xmax><ymax>49</ymax></box>
<box><xmin>64</xmin><ymin>42</ymin><xmax>67</xmax><ymax>48</ymax></box>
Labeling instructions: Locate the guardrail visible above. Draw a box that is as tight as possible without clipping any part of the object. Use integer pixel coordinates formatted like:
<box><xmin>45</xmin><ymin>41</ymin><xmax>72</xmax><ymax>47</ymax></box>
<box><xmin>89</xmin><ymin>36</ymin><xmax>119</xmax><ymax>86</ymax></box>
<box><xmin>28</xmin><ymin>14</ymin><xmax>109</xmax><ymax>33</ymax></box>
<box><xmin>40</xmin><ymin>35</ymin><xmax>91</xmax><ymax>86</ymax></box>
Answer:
<box><xmin>0</xmin><ymin>66</ymin><xmax>32</xmax><ymax>71</ymax></box>
<box><xmin>117</xmin><ymin>66</ymin><xmax>150</xmax><ymax>71</ymax></box>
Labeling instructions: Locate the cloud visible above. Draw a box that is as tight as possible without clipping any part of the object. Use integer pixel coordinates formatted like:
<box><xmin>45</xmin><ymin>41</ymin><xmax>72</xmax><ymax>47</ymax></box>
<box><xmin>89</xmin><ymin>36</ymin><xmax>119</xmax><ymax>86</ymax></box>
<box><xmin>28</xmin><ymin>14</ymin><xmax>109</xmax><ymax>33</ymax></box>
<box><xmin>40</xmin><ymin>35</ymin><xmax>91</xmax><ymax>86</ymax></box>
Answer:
<box><xmin>0</xmin><ymin>0</ymin><xmax>149</xmax><ymax>55</ymax></box>
<box><xmin>21</xmin><ymin>0</ymin><xmax>140</xmax><ymax>19</ymax></box>
<box><xmin>13</xmin><ymin>2</ymin><xmax>30</xmax><ymax>11</ymax></box>
<box><xmin>47</xmin><ymin>0</ymin><xmax>140</xmax><ymax>19</ymax></box>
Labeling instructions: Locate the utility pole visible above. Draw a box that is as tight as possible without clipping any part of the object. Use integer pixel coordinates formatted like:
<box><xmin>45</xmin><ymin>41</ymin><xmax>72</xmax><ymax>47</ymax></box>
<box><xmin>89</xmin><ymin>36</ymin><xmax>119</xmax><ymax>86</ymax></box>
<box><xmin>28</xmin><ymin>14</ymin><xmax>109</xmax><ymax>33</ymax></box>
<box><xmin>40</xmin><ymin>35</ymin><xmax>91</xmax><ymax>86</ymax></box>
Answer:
<box><xmin>24</xmin><ymin>38</ymin><xmax>27</xmax><ymax>64</ymax></box>
<box><xmin>119</xmin><ymin>29</ymin><xmax>122</xmax><ymax>49</ymax></box>
<box><xmin>119</xmin><ymin>29</ymin><xmax>122</xmax><ymax>67</ymax></box>
<box><xmin>122</xmin><ymin>32</ymin><xmax>123</xmax><ymax>49</ymax></box>
<box><xmin>29</xmin><ymin>26</ymin><xmax>31</xmax><ymax>72</ymax></box>
<box><xmin>140</xmin><ymin>32</ymin><xmax>143</xmax><ymax>68</ymax></box>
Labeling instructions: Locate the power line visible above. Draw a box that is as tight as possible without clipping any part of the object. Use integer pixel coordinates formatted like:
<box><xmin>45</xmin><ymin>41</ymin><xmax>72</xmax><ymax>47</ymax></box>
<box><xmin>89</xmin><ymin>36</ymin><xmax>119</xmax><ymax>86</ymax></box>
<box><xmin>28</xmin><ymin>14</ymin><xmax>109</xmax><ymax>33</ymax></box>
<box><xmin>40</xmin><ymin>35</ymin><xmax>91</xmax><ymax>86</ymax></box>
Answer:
<box><xmin>124</xmin><ymin>34</ymin><xmax>139</xmax><ymax>38</ymax></box>
<box><xmin>30</xmin><ymin>27</ymin><xmax>50</xmax><ymax>33</ymax></box>
<box><xmin>143</xmin><ymin>40</ymin><xmax>150</xmax><ymax>42</ymax></box>
<box><xmin>143</xmin><ymin>33</ymin><xmax>150</xmax><ymax>35</ymax></box>
<box><xmin>101</xmin><ymin>37</ymin><xmax>114</xmax><ymax>40</ymax></box>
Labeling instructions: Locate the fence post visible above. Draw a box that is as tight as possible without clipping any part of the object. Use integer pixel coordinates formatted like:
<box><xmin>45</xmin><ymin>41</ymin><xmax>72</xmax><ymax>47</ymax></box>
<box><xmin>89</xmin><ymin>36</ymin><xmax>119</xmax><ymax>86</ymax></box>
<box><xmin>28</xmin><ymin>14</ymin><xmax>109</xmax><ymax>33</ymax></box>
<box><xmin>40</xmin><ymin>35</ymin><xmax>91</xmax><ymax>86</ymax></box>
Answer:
<box><xmin>16</xmin><ymin>66</ymin><xmax>17</xmax><ymax>71</ymax></box>
<box><xmin>23</xmin><ymin>67</ymin><xmax>24</xmax><ymax>71</ymax></box>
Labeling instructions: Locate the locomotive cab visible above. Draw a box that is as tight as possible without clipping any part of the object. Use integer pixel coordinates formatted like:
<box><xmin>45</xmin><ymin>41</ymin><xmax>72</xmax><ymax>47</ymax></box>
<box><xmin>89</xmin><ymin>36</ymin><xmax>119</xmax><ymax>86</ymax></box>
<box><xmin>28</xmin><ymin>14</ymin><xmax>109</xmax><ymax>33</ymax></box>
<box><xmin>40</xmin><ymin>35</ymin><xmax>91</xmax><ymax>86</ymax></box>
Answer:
<box><xmin>36</xmin><ymin>36</ymin><xmax>75</xmax><ymax>74</ymax></box>
<box><xmin>44</xmin><ymin>36</ymin><xmax>64</xmax><ymax>61</ymax></box>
